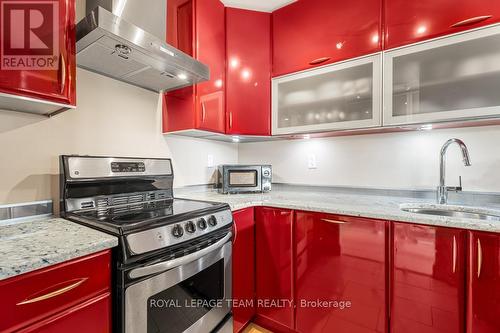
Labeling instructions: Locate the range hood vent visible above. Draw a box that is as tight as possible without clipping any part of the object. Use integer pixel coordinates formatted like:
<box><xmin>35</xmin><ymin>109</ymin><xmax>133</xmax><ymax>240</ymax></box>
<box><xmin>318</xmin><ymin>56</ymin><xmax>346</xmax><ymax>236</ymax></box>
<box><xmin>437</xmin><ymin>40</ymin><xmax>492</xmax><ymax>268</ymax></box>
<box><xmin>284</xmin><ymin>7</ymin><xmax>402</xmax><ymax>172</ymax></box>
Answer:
<box><xmin>76</xmin><ymin>1</ymin><xmax>209</xmax><ymax>93</ymax></box>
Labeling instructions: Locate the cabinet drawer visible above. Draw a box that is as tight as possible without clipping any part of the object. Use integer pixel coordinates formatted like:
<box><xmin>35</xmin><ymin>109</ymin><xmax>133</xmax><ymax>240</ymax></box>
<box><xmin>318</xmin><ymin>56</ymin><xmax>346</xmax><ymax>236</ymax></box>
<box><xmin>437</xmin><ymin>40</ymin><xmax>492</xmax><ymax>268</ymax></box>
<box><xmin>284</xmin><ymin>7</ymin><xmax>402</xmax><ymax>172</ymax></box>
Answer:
<box><xmin>0</xmin><ymin>250</ymin><xmax>111</xmax><ymax>332</ymax></box>
<box><xmin>20</xmin><ymin>293</ymin><xmax>111</xmax><ymax>333</ymax></box>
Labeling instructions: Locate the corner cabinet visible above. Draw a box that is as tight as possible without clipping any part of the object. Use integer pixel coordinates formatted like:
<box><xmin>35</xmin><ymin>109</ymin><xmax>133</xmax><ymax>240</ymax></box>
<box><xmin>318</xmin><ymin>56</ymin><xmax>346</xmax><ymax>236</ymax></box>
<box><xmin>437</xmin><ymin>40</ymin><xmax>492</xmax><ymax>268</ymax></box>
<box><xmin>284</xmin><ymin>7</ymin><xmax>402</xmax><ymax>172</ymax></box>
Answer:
<box><xmin>272</xmin><ymin>54</ymin><xmax>382</xmax><ymax>135</ymax></box>
<box><xmin>384</xmin><ymin>24</ymin><xmax>500</xmax><ymax>126</ymax></box>
<box><xmin>232</xmin><ymin>208</ymin><xmax>256</xmax><ymax>333</ymax></box>
<box><xmin>255</xmin><ymin>207</ymin><xmax>294</xmax><ymax>329</ymax></box>
<box><xmin>225</xmin><ymin>8</ymin><xmax>271</xmax><ymax>136</ymax></box>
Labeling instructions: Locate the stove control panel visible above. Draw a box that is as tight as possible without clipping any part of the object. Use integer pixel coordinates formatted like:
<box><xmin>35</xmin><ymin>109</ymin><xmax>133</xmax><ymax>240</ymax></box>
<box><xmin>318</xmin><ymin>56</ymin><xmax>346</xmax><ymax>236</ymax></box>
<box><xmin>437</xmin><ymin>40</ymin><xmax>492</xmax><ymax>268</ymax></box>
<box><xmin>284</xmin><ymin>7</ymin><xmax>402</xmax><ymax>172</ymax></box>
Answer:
<box><xmin>126</xmin><ymin>209</ymin><xmax>233</xmax><ymax>255</ymax></box>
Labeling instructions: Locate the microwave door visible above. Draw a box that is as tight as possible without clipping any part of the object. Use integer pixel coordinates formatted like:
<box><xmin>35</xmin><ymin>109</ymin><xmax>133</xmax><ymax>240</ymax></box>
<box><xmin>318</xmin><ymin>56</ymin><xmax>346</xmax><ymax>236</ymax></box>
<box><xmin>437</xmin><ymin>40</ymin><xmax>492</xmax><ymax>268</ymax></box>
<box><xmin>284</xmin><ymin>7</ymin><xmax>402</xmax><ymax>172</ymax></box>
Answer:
<box><xmin>225</xmin><ymin>169</ymin><xmax>262</xmax><ymax>193</ymax></box>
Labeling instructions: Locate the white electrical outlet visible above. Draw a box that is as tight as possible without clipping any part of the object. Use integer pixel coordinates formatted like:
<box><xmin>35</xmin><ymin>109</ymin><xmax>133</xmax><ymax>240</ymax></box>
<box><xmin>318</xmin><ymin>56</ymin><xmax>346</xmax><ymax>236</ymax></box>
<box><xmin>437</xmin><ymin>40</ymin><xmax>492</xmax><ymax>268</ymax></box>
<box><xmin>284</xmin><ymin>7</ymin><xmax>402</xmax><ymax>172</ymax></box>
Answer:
<box><xmin>307</xmin><ymin>154</ymin><xmax>317</xmax><ymax>169</ymax></box>
<box><xmin>207</xmin><ymin>154</ymin><xmax>214</xmax><ymax>168</ymax></box>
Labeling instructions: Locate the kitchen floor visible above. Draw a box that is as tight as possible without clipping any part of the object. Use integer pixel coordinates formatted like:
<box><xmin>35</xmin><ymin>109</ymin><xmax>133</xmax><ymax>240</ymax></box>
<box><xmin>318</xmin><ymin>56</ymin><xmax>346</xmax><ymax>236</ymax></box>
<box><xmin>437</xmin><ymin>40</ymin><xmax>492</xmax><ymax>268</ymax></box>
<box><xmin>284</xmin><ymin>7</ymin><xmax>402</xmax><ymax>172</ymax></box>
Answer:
<box><xmin>242</xmin><ymin>324</ymin><xmax>273</xmax><ymax>333</ymax></box>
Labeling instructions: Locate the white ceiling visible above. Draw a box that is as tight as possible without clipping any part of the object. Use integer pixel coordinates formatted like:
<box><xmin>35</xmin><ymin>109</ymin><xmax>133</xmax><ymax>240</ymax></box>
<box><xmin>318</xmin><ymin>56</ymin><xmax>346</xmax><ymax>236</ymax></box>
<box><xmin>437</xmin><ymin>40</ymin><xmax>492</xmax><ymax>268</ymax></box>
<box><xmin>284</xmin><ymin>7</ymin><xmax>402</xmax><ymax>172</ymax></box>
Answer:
<box><xmin>221</xmin><ymin>0</ymin><xmax>297</xmax><ymax>12</ymax></box>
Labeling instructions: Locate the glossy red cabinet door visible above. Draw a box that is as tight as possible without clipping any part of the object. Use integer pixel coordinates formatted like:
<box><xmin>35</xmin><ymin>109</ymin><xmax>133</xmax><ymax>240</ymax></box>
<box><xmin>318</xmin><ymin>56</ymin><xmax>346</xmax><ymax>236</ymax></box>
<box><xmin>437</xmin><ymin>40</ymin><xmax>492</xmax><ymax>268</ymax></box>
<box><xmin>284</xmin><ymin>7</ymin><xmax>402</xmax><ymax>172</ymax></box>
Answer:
<box><xmin>21</xmin><ymin>293</ymin><xmax>111</xmax><ymax>333</ymax></box>
<box><xmin>163</xmin><ymin>0</ymin><xmax>225</xmax><ymax>133</ymax></box>
<box><xmin>255</xmin><ymin>207</ymin><xmax>294</xmax><ymax>329</ymax></box>
<box><xmin>385</xmin><ymin>0</ymin><xmax>500</xmax><ymax>49</ymax></box>
<box><xmin>295</xmin><ymin>212</ymin><xmax>388</xmax><ymax>333</ymax></box>
<box><xmin>0</xmin><ymin>250</ymin><xmax>111</xmax><ymax>332</ymax></box>
<box><xmin>272</xmin><ymin>0</ymin><xmax>382</xmax><ymax>77</ymax></box>
<box><xmin>467</xmin><ymin>231</ymin><xmax>500</xmax><ymax>333</ymax></box>
<box><xmin>232</xmin><ymin>207</ymin><xmax>256</xmax><ymax>333</ymax></box>
<box><xmin>226</xmin><ymin>8</ymin><xmax>271</xmax><ymax>136</ymax></box>
<box><xmin>0</xmin><ymin>0</ymin><xmax>76</xmax><ymax>106</ymax></box>
<box><xmin>391</xmin><ymin>223</ymin><xmax>466</xmax><ymax>333</ymax></box>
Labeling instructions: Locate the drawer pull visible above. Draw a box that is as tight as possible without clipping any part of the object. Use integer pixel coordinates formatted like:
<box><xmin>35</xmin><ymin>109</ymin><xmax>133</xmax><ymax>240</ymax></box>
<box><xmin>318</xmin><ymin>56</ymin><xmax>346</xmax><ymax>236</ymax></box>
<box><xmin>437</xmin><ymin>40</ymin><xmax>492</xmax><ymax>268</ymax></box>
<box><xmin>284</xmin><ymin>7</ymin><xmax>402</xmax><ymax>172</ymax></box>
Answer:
<box><xmin>309</xmin><ymin>57</ymin><xmax>331</xmax><ymax>66</ymax></box>
<box><xmin>451</xmin><ymin>15</ymin><xmax>492</xmax><ymax>28</ymax></box>
<box><xmin>16</xmin><ymin>278</ymin><xmax>87</xmax><ymax>305</ymax></box>
<box><xmin>477</xmin><ymin>238</ymin><xmax>483</xmax><ymax>279</ymax></box>
<box><xmin>452</xmin><ymin>236</ymin><xmax>457</xmax><ymax>274</ymax></box>
<box><xmin>59</xmin><ymin>53</ymin><xmax>66</xmax><ymax>94</ymax></box>
<box><xmin>201</xmin><ymin>102</ymin><xmax>206</xmax><ymax>123</ymax></box>
<box><xmin>321</xmin><ymin>218</ymin><xmax>346</xmax><ymax>225</ymax></box>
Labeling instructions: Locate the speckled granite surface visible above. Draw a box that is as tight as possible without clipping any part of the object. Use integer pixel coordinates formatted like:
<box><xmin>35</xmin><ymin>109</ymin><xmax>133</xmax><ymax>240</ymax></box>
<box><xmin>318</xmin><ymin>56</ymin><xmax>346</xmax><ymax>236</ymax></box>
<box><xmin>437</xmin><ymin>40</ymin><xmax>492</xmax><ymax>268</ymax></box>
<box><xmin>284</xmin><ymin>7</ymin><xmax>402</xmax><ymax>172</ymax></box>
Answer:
<box><xmin>0</xmin><ymin>217</ymin><xmax>118</xmax><ymax>280</ymax></box>
<box><xmin>177</xmin><ymin>190</ymin><xmax>500</xmax><ymax>233</ymax></box>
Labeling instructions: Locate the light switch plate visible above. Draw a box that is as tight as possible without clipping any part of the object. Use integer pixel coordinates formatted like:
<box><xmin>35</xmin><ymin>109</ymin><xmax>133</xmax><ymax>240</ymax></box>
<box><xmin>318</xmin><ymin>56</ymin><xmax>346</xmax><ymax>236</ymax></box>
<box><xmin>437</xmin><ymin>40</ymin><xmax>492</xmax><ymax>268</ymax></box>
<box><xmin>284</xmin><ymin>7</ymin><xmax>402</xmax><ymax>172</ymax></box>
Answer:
<box><xmin>207</xmin><ymin>154</ymin><xmax>214</xmax><ymax>168</ymax></box>
<box><xmin>308</xmin><ymin>154</ymin><xmax>317</xmax><ymax>169</ymax></box>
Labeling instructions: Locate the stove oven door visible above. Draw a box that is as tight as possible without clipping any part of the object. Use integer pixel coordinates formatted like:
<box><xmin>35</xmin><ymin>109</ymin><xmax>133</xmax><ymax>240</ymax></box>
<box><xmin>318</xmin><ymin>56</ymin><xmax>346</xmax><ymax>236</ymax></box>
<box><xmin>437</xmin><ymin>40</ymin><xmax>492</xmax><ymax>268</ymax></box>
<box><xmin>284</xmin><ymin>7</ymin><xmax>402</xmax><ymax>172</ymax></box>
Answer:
<box><xmin>124</xmin><ymin>235</ymin><xmax>232</xmax><ymax>333</ymax></box>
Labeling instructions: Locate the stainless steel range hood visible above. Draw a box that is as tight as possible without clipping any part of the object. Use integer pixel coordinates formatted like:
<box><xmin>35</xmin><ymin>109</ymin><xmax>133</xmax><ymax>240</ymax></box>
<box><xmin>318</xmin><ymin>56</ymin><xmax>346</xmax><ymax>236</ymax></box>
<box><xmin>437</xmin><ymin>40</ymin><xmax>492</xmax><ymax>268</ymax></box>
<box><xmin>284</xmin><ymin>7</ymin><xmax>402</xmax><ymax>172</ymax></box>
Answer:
<box><xmin>76</xmin><ymin>0</ymin><xmax>209</xmax><ymax>92</ymax></box>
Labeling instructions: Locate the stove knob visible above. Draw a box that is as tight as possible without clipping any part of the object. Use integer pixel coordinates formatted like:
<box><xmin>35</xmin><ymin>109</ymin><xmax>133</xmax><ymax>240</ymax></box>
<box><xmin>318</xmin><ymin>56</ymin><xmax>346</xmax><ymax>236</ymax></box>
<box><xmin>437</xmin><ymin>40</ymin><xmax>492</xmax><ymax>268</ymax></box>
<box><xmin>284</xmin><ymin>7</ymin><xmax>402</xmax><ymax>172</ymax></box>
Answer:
<box><xmin>172</xmin><ymin>224</ymin><xmax>184</xmax><ymax>238</ymax></box>
<box><xmin>185</xmin><ymin>221</ymin><xmax>196</xmax><ymax>234</ymax></box>
<box><xmin>197</xmin><ymin>218</ymin><xmax>207</xmax><ymax>230</ymax></box>
<box><xmin>208</xmin><ymin>215</ymin><xmax>217</xmax><ymax>227</ymax></box>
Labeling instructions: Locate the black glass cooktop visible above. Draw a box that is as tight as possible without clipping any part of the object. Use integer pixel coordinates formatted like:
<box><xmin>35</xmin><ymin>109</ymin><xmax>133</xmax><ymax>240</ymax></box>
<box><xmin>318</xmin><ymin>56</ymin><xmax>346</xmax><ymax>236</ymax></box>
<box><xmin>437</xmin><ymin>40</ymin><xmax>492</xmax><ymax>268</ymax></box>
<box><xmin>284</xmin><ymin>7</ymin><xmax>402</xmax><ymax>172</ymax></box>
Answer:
<box><xmin>71</xmin><ymin>198</ymin><xmax>224</xmax><ymax>232</ymax></box>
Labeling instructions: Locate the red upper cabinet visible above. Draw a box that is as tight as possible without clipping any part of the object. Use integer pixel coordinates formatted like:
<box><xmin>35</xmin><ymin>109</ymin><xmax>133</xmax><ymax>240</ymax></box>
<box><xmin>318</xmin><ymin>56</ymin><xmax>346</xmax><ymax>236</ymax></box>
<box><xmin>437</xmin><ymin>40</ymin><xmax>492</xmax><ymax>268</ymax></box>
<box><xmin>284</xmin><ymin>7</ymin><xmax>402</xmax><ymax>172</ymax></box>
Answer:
<box><xmin>225</xmin><ymin>8</ymin><xmax>271</xmax><ymax>136</ymax></box>
<box><xmin>467</xmin><ymin>231</ymin><xmax>500</xmax><ymax>333</ymax></box>
<box><xmin>0</xmin><ymin>0</ymin><xmax>76</xmax><ymax>113</ymax></box>
<box><xmin>163</xmin><ymin>0</ymin><xmax>225</xmax><ymax>134</ymax></box>
<box><xmin>232</xmin><ymin>207</ymin><xmax>256</xmax><ymax>333</ymax></box>
<box><xmin>295</xmin><ymin>212</ymin><xmax>388</xmax><ymax>333</ymax></box>
<box><xmin>255</xmin><ymin>207</ymin><xmax>294</xmax><ymax>329</ymax></box>
<box><xmin>384</xmin><ymin>0</ymin><xmax>500</xmax><ymax>49</ymax></box>
<box><xmin>391</xmin><ymin>223</ymin><xmax>466</xmax><ymax>333</ymax></box>
<box><xmin>272</xmin><ymin>0</ymin><xmax>382</xmax><ymax>77</ymax></box>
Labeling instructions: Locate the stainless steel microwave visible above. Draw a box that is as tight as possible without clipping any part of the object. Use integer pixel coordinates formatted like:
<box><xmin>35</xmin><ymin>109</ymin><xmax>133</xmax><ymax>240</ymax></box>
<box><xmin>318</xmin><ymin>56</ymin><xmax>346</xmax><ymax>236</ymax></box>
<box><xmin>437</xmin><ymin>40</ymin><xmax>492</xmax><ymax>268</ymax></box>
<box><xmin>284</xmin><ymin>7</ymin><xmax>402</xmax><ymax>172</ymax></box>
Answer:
<box><xmin>217</xmin><ymin>165</ymin><xmax>272</xmax><ymax>194</ymax></box>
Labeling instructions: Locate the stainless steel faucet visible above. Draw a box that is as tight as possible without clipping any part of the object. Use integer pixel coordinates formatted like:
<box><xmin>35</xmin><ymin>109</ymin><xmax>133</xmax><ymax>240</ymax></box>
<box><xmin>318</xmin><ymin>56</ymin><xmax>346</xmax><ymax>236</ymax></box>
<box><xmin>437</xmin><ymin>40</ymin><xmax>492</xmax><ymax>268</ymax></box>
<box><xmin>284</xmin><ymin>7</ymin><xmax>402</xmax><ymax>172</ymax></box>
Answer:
<box><xmin>437</xmin><ymin>138</ymin><xmax>471</xmax><ymax>204</ymax></box>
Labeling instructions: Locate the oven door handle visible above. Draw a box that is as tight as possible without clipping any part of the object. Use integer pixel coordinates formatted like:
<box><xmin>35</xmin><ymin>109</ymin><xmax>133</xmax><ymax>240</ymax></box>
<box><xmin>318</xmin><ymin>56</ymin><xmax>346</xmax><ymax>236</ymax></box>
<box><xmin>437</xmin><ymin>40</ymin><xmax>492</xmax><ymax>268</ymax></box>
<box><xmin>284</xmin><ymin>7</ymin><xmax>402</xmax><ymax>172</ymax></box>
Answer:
<box><xmin>128</xmin><ymin>232</ymin><xmax>233</xmax><ymax>279</ymax></box>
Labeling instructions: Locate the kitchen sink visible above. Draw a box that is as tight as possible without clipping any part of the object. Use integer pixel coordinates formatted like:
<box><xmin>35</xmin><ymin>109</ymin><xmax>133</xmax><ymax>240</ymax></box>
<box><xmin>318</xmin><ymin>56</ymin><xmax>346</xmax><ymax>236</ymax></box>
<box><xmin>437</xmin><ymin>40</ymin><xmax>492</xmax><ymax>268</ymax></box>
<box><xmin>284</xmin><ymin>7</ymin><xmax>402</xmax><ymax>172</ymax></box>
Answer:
<box><xmin>400</xmin><ymin>204</ymin><xmax>500</xmax><ymax>221</ymax></box>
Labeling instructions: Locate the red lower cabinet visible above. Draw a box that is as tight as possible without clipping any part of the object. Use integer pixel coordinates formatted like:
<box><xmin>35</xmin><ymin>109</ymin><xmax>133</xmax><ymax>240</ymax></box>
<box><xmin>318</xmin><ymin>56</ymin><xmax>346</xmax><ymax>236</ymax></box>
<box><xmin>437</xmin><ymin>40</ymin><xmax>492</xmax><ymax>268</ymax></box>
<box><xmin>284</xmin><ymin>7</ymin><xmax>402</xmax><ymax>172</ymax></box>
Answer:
<box><xmin>20</xmin><ymin>293</ymin><xmax>111</xmax><ymax>333</ymax></box>
<box><xmin>232</xmin><ymin>207</ymin><xmax>256</xmax><ymax>333</ymax></box>
<box><xmin>255</xmin><ymin>207</ymin><xmax>294</xmax><ymax>330</ymax></box>
<box><xmin>391</xmin><ymin>223</ymin><xmax>466</xmax><ymax>333</ymax></box>
<box><xmin>295</xmin><ymin>212</ymin><xmax>388</xmax><ymax>333</ymax></box>
<box><xmin>467</xmin><ymin>231</ymin><xmax>500</xmax><ymax>333</ymax></box>
<box><xmin>0</xmin><ymin>250</ymin><xmax>111</xmax><ymax>332</ymax></box>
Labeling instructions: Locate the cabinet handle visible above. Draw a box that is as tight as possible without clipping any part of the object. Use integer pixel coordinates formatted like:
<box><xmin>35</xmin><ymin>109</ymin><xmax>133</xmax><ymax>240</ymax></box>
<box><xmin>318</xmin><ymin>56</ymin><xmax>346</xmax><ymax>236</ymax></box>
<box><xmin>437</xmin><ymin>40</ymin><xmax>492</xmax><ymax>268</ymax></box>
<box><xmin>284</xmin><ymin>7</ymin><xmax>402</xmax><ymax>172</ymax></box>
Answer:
<box><xmin>309</xmin><ymin>57</ymin><xmax>331</xmax><ymax>66</ymax></box>
<box><xmin>451</xmin><ymin>15</ymin><xmax>492</xmax><ymax>28</ymax></box>
<box><xmin>201</xmin><ymin>102</ymin><xmax>206</xmax><ymax>123</ymax></box>
<box><xmin>477</xmin><ymin>238</ymin><xmax>483</xmax><ymax>279</ymax></box>
<box><xmin>321</xmin><ymin>218</ymin><xmax>346</xmax><ymax>225</ymax></box>
<box><xmin>59</xmin><ymin>54</ymin><xmax>66</xmax><ymax>94</ymax></box>
<box><xmin>229</xmin><ymin>112</ymin><xmax>233</xmax><ymax>129</ymax></box>
<box><xmin>452</xmin><ymin>236</ymin><xmax>457</xmax><ymax>274</ymax></box>
<box><xmin>16</xmin><ymin>278</ymin><xmax>87</xmax><ymax>305</ymax></box>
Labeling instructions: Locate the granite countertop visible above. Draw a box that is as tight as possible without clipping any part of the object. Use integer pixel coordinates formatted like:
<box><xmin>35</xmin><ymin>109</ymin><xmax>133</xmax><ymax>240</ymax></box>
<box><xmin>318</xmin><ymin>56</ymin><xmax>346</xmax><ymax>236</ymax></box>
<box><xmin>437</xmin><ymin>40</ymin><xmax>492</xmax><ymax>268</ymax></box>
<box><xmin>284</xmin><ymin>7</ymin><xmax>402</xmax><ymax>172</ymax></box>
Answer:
<box><xmin>0</xmin><ymin>217</ymin><xmax>118</xmax><ymax>280</ymax></box>
<box><xmin>177</xmin><ymin>190</ymin><xmax>500</xmax><ymax>233</ymax></box>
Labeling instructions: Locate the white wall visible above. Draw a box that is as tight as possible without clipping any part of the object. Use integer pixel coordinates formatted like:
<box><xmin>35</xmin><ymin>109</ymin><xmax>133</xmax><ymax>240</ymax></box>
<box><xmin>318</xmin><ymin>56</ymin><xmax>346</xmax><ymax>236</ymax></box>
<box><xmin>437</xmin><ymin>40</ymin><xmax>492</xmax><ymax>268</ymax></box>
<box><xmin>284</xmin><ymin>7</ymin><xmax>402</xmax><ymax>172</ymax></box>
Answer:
<box><xmin>238</xmin><ymin>126</ymin><xmax>500</xmax><ymax>193</ymax></box>
<box><xmin>0</xmin><ymin>69</ymin><xmax>237</xmax><ymax>205</ymax></box>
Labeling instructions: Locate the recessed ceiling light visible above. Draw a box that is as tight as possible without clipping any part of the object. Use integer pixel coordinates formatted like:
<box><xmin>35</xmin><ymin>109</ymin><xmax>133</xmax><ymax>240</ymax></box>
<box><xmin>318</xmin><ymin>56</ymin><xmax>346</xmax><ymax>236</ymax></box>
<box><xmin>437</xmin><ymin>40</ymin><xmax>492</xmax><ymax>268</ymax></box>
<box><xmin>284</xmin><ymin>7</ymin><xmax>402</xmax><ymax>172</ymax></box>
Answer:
<box><xmin>177</xmin><ymin>73</ymin><xmax>187</xmax><ymax>80</ymax></box>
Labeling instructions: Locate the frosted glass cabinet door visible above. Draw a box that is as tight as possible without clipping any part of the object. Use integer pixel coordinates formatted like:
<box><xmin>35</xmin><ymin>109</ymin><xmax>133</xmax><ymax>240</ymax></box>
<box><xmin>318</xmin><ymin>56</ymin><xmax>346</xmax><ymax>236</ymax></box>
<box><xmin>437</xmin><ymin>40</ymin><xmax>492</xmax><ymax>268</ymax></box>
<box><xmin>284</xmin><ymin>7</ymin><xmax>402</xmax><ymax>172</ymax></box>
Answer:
<box><xmin>384</xmin><ymin>24</ymin><xmax>500</xmax><ymax>126</ymax></box>
<box><xmin>272</xmin><ymin>54</ymin><xmax>382</xmax><ymax>135</ymax></box>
